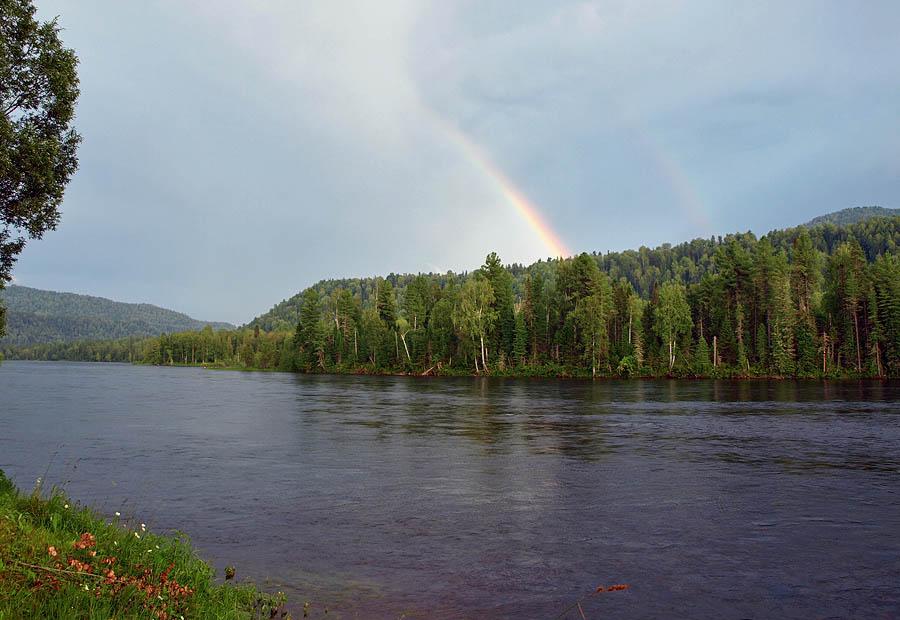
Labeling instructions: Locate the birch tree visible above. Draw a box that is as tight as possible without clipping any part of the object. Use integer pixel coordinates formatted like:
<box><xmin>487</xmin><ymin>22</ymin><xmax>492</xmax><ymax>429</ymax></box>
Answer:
<box><xmin>654</xmin><ymin>281</ymin><xmax>692</xmax><ymax>372</ymax></box>
<box><xmin>452</xmin><ymin>277</ymin><xmax>496</xmax><ymax>373</ymax></box>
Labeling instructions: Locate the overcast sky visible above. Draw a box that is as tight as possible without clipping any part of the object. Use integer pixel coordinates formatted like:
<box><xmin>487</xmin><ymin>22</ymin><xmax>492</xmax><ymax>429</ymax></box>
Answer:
<box><xmin>13</xmin><ymin>0</ymin><xmax>900</xmax><ymax>323</ymax></box>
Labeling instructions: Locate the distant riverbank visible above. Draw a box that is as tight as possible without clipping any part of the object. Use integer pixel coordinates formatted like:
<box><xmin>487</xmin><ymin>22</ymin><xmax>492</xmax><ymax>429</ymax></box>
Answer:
<box><xmin>1</xmin><ymin>352</ymin><xmax>890</xmax><ymax>382</ymax></box>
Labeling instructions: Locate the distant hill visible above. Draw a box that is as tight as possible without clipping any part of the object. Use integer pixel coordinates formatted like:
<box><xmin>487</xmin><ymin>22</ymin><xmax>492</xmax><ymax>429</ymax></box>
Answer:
<box><xmin>0</xmin><ymin>285</ymin><xmax>234</xmax><ymax>346</ymax></box>
<box><xmin>804</xmin><ymin>206</ymin><xmax>898</xmax><ymax>228</ymax></box>
<box><xmin>248</xmin><ymin>210</ymin><xmax>900</xmax><ymax>332</ymax></box>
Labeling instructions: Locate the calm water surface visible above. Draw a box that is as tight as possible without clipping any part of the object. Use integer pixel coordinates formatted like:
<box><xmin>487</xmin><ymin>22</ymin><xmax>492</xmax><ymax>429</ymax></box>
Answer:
<box><xmin>1</xmin><ymin>361</ymin><xmax>899</xmax><ymax>619</ymax></box>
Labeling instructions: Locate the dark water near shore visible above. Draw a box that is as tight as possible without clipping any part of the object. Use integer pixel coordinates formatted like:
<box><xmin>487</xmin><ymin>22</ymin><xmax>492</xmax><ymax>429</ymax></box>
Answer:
<box><xmin>1</xmin><ymin>361</ymin><xmax>899</xmax><ymax>618</ymax></box>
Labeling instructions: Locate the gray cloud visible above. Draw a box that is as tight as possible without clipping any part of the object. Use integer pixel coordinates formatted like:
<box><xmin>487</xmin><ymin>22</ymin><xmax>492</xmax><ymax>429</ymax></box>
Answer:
<box><xmin>14</xmin><ymin>0</ymin><xmax>900</xmax><ymax>323</ymax></box>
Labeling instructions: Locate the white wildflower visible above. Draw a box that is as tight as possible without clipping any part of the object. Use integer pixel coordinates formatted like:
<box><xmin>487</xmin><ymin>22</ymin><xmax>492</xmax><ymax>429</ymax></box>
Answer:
<box><xmin>134</xmin><ymin>532</ymin><xmax>140</xmax><ymax>539</ymax></box>
<box><xmin>114</xmin><ymin>511</ymin><xmax>121</xmax><ymax>517</ymax></box>
<box><xmin>140</xmin><ymin>523</ymin><xmax>146</xmax><ymax>532</ymax></box>
<box><xmin>63</xmin><ymin>504</ymin><xmax>69</xmax><ymax>509</ymax></box>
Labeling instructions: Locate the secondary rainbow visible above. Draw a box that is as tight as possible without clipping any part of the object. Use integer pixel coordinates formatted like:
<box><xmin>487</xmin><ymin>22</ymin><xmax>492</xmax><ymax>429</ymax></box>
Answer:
<box><xmin>628</xmin><ymin>121</ymin><xmax>710</xmax><ymax>230</ymax></box>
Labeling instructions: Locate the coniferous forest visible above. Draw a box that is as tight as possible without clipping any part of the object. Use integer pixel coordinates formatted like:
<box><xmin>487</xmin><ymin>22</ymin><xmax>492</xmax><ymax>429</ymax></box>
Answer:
<box><xmin>6</xmin><ymin>216</ymin><xmax>900</xmax><ymax>378</ymax></box>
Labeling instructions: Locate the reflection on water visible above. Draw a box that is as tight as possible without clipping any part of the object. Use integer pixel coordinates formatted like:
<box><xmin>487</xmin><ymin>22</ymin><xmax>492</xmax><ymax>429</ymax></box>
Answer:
<box><xmin>1</xmin><ymin>362</ymin><xmax>899</xmax><ymax>619</ymax></box>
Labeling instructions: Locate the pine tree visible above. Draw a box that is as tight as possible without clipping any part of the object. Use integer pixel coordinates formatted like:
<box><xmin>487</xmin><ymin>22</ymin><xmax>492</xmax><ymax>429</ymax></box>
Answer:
<box><xmin>480</xmin><ymin>252</ymin><xmax>516</xmax><ymax>360</ymax></box>
<box><xmin>693</xmin><ymin>335</ymin><xmax>712</xmax><ymax>375</ymax></box>
<box><xmin>376</xmin><ymin>278</ymin><xmax>397</xmax><ymax>326</ymax></box>
<box><xmin>629</xmin><ymin>295</ymin><xmax>646</xmax><ymax>368</ymax></box>
<box><xmin>752</xmin><ymin>238</ymin><xmax>777</xmax><ymax>368</ymax></box>
<box><xmin>871</xmin><ymin>254</ymin><xmax>900</xmax><ymax>376</ymax></box>
<box><xmin>763</xmin><ymin>251</ymin><xmax>794</xmax><ymax>376</ymax></box>
<box><xmin>826</xmin><ymin>241</ymin><xmax>867</xmax><ymax>373</ymax></box>
<box><xmin>293</xmin><ymin>289</ymin><xmax>324</xmax><ymax>369</ymax></box>
<box><xmin>735</xmin><ymin>302</ymin><xmax>748</xmax><ymax>373</ymax></box>
<box><xmin>513</xmin><ymin>311</ymin><xmax>527</xmax><ymax>367</ymax></box>
<box><xmin>791</xmin><ymin>229</ymin><xmax>820</xmax><ymax>374</ymax></box>
<box><xmin>523</xmin><ymin>273</ymin><xmax>543</xmax><ymax>363</ymax></box>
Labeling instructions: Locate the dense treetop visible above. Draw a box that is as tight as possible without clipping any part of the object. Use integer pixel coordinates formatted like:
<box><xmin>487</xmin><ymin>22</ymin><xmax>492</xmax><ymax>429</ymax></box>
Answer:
<box><xmin>249</xmin><ymin>214</ymin><xmax>900</xmax><ymax>330</ymax></box>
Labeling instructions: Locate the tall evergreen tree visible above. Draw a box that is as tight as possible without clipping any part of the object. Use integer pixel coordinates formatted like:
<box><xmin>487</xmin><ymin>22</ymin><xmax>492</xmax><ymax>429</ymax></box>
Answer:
<box><xmin>512</xmin><ymin>310</ymin><xmax>527</xmax><ymax>367</ymax></box>
<box><xmin>293</xmin><ymin>289</ymin><xmax>324</xmax><ymax>369</ymax></box>
<box><xmin>480</xmin><ymin>252</ymin><xmax>516</xmax><ymax>362</ymax></box>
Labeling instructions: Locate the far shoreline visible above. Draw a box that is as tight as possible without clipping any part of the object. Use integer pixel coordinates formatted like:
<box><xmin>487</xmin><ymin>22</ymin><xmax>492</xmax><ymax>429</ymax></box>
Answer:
<box><xmin>4</xmin><ymin>358</ymin><xmax>895</xmax><ymax>384</ymax></box>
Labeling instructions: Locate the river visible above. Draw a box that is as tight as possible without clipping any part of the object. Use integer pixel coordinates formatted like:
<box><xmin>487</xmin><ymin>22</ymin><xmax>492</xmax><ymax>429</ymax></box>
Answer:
<box><xmin>1</xmin><ymin>361</ymin><xmax>898</xmax><ymax>618</ymax></box>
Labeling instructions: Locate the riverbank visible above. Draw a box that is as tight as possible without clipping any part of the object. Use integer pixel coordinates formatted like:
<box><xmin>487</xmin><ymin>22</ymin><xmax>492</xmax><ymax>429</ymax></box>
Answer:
<box><xmin>0</xmin><ymin>471</ymin><xmax>287</xmax><ymax>619</ymax></box>
<box><xmin>3</xmin><ymin>353</ymin><xmax>888</xmax><ymax>381</ymax></box>
<box><xmin>3</xmin><ymin>342</ymin><xmax>889</xmax><ymax>380</ymax></box>
<box><xmin>150</xmin><ymin>360</ymin><xmax>890</xmax><ymax>382</ymax></box>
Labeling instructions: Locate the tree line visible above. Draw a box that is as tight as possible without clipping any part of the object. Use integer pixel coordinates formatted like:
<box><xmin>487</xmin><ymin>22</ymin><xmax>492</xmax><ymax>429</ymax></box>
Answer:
<box><xmin>6</xmin><ymin>217</ymin><xmax>900</xmax><ymax>378</ymax></box>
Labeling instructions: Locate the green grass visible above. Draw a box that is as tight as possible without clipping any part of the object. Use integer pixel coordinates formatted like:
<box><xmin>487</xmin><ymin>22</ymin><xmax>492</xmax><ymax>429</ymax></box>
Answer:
<box><xmin>0</xmin><ymin>471</ymin><xmax>288</xmax><ymax>619</ymax></box>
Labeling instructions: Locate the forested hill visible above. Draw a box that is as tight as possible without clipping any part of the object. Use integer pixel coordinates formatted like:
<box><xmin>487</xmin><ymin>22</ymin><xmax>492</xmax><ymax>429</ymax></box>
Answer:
<box><xmin>7</xmin><ymin>215</ymin><xmax>900</xmax><ymax>378</ymax></box>
<box><xmin>0</xmin><ymin>285</ymin><xmax>234</xmax><ymax>346</ymax></box>
<box><xmin>249</xmin><ymin>214</ymin><xmax>900</xmax><ymax>332</ymax></box>
<box><xmin>804</xmin><ymin>206</ymin><xmax>898</xmax><ymax>228</ymax></box>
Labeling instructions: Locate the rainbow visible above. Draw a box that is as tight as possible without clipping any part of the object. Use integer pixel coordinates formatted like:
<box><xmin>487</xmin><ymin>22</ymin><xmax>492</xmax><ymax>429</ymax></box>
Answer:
<box><xmin>431</xmin><ymin>113</ymin><xmax>708</xmax><ymax>260</ymax></box>
<box><xmin>436</xmin><ymin>119</ymin><xmax>572</xmax><ymax>259</ymax></box>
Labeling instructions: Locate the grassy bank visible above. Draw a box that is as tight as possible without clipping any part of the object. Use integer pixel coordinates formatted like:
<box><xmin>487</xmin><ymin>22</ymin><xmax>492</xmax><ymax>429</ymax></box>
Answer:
<box><xmin>0</xmin><ymin>471</ymin><xmax>288</xmax><ymax>619</ymax></box>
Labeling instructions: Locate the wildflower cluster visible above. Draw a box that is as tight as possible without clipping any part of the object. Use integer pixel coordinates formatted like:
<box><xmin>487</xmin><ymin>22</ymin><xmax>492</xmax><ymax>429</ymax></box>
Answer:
<box><xmin>32</xmin><ymin>531</ymin><xmax>196</xmax><ymax>620</ymax></box>
<box><xmin>1</xmin><ymin>471</ymin><xmax>287</xmax><ymax>618</ymax></box>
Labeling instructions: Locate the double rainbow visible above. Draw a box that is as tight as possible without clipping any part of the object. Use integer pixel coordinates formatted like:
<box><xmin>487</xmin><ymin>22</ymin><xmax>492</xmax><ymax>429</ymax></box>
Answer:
<box><xmin>434</xmin><ymin>114</ymin><xmax>708</xmax><ymax>260</ymax></box>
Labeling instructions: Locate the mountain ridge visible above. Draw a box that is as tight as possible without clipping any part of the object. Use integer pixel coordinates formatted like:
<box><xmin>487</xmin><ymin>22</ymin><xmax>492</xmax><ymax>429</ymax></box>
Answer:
<box><xmin>0</xmin><ymin>285</ymin><xmax>234</xmax><ymax>346</ymax></box>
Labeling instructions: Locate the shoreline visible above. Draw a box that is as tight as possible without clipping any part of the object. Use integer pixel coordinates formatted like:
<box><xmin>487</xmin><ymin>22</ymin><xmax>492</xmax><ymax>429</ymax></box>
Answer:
<box><xmin>0</xmin><ymin>472</ymin><xmax>288</xmax><ymax>618</ymax></box>
<box><xmin>4</xmin><ymin>357</ymin><xmax>893</xmax><ymax>383</ymax></box>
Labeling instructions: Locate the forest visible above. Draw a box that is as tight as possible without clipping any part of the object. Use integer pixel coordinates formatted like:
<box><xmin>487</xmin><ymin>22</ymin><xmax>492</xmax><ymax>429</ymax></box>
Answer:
<box><xmin>5</xmin><ymin>216</ymin><xmax>900</xmax><ymax>378</ymax></box>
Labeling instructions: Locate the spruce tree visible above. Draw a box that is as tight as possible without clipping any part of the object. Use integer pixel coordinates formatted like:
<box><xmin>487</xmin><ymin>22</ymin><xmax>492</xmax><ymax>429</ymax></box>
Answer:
<box><xmin>693</xmin><ymin>335</ymin><xmax>712</xmax><ymax>375</ymax></box>
<box><xmin>513</xmin><ymin>311</ymin><xmax>528</xmax><ymax>367</ymax></box>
